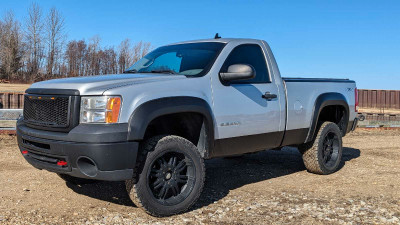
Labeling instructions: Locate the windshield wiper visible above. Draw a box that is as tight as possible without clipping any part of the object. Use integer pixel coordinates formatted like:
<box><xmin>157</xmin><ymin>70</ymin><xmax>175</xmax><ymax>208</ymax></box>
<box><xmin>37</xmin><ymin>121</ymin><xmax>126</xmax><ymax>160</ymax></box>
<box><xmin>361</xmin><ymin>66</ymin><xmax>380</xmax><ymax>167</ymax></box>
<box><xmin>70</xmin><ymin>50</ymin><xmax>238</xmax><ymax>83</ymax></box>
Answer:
<box><xmin>123</xmin><ymin>69</ymin><xmax>137</xmax><ymax>74</ymax></box>
<box><xmin>149</xmin><ymin>69</ymin><xmax>177</xmax><ymax>74</ymax></box>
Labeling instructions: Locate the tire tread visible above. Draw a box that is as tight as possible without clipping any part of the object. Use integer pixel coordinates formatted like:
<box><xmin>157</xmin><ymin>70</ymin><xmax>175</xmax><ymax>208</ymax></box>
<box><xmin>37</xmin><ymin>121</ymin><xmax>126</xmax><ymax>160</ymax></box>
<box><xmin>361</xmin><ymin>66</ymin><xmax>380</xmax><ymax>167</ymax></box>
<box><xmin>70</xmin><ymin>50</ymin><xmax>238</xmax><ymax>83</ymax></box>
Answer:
<box><xmin>301</xmin><ymin>122</ymin><xmax>342</xmax><ymax>175</ymax></box>
<box><xmin>126</xmin><ymin>135</ymin><xmax>205</xmax><ymax>217</ymax></box>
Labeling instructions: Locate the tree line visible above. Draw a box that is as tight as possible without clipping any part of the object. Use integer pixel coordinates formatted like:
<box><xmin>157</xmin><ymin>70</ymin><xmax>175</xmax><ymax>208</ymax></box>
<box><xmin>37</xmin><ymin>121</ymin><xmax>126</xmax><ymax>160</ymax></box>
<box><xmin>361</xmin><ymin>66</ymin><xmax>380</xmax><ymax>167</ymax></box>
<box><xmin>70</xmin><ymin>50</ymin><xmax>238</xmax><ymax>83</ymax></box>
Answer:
<box><xmin>0</xmin><ymin>3</ymin><xmax>151</xmax><ymax>83</ymax></box>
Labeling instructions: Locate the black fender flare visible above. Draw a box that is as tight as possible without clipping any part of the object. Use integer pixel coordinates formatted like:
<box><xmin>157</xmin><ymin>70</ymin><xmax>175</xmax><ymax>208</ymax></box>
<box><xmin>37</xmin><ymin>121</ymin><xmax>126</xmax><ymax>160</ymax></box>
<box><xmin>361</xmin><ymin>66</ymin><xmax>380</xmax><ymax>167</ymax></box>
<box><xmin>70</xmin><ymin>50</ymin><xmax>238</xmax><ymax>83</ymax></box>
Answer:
<box><xmin>306</xmin><ymin>92</ymin><xmax>350</xmax><ymax>142</ymax></box>
<box><xmin>127</xmin><ymin>96</ymin><xmax>215</xmax><ymax>147</ymax></box>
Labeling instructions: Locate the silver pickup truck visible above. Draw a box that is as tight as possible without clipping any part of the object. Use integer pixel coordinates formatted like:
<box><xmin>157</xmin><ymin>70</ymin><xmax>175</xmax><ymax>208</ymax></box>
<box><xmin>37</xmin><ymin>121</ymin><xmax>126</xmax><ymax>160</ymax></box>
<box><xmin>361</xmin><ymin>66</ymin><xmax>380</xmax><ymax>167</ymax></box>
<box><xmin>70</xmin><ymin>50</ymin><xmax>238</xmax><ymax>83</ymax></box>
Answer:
<box><xmin>17</xmin><ymin>38</ymin><xmax>358</xmax><ymax>216</ymax></box>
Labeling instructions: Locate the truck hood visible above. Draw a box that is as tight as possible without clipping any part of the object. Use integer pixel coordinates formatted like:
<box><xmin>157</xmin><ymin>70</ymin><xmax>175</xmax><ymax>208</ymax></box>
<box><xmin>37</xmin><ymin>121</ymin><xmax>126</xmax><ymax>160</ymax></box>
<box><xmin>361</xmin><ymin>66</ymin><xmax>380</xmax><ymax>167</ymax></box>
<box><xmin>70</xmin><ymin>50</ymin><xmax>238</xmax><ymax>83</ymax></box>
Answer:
<box><xmin>29</xmin><ymin>73</ymin><xmax>187</xmax><ymax>95</ymax></box>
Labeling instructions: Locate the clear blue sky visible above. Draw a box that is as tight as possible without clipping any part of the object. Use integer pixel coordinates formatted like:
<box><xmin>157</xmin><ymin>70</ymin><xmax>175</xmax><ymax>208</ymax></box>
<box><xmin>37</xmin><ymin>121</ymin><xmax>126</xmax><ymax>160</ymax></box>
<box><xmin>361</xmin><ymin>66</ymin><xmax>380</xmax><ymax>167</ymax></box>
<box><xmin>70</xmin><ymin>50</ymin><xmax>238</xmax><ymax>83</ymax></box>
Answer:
<box><xmin>1</xmin><ymin>0</ymin><xmax>399</xmax><ymax>90</ymax></box>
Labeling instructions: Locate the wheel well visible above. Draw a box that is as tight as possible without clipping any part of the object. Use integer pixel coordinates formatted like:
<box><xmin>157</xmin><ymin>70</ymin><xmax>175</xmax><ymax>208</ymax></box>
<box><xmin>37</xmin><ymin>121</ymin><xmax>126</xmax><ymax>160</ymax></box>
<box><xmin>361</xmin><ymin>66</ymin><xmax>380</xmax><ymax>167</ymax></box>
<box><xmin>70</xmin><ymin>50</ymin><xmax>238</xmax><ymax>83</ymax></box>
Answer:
<box><xmin>143</xmin><ymin>112</ymin><xmax>210</xmax><ymax>158</ymax></box>
<box><xmin>317</xmin><ymin>105</ymin><xmax>347</xmax><ymax>135</ymax></box>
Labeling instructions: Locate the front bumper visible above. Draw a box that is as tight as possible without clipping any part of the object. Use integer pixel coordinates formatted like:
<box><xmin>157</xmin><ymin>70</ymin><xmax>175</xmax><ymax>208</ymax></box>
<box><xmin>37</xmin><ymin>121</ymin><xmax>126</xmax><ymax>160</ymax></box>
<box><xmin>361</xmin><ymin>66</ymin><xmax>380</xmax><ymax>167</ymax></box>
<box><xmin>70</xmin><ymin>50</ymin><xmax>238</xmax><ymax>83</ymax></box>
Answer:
<box><xmin>17</xmin><ymin>121</ymin><xmax>138</xmax><ymax>181</ymax></box>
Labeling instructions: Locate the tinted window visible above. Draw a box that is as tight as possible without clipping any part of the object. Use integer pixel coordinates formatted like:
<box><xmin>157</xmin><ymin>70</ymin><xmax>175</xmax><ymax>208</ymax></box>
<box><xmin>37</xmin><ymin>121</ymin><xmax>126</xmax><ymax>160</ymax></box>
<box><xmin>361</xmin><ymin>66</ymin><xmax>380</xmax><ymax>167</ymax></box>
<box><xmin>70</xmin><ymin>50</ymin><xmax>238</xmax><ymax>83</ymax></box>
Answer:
<box><xmin>125</xmin><ymin>42</ymin><xmax>226</xmax><ymax>76</ymax></box>
<box><xmin>220</xmin><ymin>44</ymin><xmax>269</xmax><ymax>83</ymax></box>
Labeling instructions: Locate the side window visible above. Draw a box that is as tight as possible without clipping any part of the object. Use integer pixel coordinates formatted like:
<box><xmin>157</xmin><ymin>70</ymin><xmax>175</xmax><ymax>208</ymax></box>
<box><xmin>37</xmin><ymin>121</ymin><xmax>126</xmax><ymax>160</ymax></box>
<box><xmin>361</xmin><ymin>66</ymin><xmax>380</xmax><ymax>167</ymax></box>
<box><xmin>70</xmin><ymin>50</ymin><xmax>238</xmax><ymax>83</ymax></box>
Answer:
<box><xmin>220</xmin><ymin>44</ymin><xmax>270</xmax><ymax>83</ymax></box>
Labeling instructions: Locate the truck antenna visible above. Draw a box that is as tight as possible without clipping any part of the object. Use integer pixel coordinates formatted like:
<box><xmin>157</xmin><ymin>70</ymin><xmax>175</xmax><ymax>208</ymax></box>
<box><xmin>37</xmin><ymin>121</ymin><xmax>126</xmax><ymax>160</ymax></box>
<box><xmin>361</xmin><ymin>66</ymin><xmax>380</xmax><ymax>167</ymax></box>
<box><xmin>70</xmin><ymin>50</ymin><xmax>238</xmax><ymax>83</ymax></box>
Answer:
<box><xmin>214</xmin><ymin>33</ymin><xmax>221</xmax><ymax>39</ymax></box>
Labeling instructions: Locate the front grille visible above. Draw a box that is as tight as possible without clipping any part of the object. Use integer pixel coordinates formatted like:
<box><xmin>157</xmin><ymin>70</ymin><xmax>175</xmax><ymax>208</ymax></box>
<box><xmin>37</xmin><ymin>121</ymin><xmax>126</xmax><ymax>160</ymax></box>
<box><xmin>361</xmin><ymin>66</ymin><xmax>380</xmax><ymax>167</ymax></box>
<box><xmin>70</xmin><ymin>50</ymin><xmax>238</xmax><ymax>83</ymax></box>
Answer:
<box><xmin>23</xmin><ymin>95</ymin><xmax>70</xmax><ymax>128</ymax></box>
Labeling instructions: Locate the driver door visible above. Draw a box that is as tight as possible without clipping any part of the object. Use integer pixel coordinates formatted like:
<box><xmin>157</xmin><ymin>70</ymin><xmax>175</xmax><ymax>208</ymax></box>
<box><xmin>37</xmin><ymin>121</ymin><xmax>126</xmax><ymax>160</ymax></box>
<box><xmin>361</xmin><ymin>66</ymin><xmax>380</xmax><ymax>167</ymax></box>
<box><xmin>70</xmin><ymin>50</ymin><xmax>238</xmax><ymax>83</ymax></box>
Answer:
<box><xmin>211</xmin><ymin>43</ymin><xmax>282</xmax><ymax>157</ymax></box>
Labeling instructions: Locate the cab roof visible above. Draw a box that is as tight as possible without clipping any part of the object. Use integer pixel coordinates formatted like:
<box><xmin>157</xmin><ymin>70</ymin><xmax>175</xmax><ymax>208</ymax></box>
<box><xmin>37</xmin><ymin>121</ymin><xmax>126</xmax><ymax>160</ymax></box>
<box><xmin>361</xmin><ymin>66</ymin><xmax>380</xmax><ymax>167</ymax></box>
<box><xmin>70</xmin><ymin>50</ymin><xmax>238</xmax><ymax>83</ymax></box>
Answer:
<box><xmin>169</xmin><ymin>38</ymin><xmax>263</xmax><ymax>46</ymax></box>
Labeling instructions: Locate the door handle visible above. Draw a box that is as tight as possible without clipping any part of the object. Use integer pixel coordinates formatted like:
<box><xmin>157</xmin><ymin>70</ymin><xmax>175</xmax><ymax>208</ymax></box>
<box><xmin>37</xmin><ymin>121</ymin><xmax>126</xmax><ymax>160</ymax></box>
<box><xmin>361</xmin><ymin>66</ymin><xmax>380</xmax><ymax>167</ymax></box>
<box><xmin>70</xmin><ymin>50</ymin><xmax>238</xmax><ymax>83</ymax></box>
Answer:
<box><xmin>262</xmin><ymin>92</ymin><xmax>277</xmax><ymax>100</ymax></box>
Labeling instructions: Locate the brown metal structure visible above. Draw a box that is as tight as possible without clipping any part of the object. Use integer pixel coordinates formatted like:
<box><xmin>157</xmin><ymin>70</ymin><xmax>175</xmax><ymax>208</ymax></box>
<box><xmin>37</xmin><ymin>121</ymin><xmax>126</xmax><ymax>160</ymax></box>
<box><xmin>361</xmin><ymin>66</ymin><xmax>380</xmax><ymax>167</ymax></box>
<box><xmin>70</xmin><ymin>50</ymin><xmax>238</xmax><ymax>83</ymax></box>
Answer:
<box><xmin>1</xmin><ymin>89</ymin><xmax>400</xmax><ymax>110</ymax></box>
<box><xmin>361</xmin><ymin>113</ymin><xmax>400</xmax><ymax>121</ymax></box>
<box><xmin>358</xmin><ymin>89</ymin><xmax>400</xmax><ymax>110</ymax></box>
<box><xmin>0</xmin><ymin>93</ymin><xmax>25</xmax><ymax>109</ymax></box>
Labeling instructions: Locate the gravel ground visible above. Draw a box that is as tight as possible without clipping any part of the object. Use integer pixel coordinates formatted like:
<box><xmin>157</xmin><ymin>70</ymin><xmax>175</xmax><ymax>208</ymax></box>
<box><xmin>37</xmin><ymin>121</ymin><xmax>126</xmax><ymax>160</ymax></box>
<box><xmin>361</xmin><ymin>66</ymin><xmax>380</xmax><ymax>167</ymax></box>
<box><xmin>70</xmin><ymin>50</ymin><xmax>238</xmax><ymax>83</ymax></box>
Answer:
<box><xmin>1</xmin><ymin>129</ymin><xmax>400</xmax><ymax>224</ymax></box>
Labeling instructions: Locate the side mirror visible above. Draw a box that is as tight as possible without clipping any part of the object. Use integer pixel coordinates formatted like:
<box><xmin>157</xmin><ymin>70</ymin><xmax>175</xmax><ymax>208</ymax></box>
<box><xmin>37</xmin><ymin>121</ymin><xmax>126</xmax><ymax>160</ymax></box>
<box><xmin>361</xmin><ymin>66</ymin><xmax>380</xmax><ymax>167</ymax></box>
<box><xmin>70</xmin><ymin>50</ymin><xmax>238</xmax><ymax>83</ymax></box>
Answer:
<box><xmin>219</xmin><ymin>64</ymin><xmax>255</xmax><ymax>82</ymax></box>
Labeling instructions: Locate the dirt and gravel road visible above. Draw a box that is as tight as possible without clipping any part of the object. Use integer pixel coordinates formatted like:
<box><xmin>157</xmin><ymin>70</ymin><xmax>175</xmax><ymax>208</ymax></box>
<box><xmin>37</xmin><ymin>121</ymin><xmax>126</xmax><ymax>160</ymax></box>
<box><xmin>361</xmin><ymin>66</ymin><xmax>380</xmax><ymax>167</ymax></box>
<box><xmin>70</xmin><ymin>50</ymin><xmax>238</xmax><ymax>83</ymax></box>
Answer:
<box><xmin>1</xmin><ymin>129</ymin><xmax>400</xmax><ymax>224</ymax></box>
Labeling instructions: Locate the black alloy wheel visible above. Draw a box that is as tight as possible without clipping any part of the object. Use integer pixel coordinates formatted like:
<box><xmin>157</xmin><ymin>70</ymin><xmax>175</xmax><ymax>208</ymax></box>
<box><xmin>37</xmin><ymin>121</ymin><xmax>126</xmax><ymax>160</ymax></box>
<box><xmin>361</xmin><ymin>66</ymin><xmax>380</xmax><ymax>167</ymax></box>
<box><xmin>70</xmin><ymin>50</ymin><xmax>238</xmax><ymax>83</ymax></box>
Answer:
<box><xmin>321</xmin><ymin>131</ymin><xmax>340</xmax><ymax>170</ymax></box>
<box><xmin>301</xmin><ymin>122</ymin><xmax>343</xmax><ymax>175</ymax></box>
<box><xmin>147</xmin><ymin>151</ymin><xmax>196</xmax><ymax>206</ymax></box>
<box><xmin>126</xmin><ymin>135</ymin><xmax>205</xmax><ymax>217</ymax></box>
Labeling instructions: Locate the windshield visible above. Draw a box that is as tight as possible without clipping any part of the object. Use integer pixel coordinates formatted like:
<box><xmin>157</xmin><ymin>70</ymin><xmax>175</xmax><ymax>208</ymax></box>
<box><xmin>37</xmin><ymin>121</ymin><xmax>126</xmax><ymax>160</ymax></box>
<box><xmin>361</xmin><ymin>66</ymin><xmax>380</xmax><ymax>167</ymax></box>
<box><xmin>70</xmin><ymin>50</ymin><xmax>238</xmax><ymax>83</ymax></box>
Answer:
<box><xmin>124</xmin><ymin>42</ymin><xmax>226</xmax><ymax>76</ymax></box>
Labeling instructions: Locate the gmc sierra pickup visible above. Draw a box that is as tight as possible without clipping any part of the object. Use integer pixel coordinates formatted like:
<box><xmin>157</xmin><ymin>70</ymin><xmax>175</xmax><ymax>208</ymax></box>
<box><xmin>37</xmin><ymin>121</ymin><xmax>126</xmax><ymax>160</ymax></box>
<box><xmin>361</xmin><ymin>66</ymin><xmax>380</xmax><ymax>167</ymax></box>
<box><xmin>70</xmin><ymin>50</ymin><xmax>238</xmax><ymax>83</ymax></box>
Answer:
<box><xmin>17</xmin><ymin>38</ymin><xmax>358</xmax><ymax>216</ymax></box>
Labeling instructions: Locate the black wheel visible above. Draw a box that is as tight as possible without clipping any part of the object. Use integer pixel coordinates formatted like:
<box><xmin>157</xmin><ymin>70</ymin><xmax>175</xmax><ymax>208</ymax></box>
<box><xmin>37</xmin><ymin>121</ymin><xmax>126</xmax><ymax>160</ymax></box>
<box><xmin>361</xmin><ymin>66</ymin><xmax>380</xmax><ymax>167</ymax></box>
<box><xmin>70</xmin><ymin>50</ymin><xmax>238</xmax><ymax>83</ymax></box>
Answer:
<box><xmin>126</xmin><ymin>135</ymin><xmax>205</xmax><ymax>217</ymax></box>
<box><xmin>300</xmin><ymin>122</ymin><xmax>343</xmax><ymax>175</ymax></box>
<box><xmin>57</xmin><ymin>174</ymin><xmax>98</xmax><ymax>185</ymax></box>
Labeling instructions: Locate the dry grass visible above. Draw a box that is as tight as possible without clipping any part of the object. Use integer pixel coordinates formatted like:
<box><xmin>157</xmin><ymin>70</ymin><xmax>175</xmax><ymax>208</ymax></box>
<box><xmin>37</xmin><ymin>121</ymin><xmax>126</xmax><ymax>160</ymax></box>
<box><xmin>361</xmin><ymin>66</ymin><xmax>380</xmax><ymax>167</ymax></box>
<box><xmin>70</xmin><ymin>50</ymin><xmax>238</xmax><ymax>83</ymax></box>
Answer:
<box><xmin>359</xmin><ymin>107</ymin><xmax>400</xmax><ymax>115</ymax></box>
<box><xmin>0</xmin><ymin>83</ymin><xmax>31</xmax><ymax>93</ymax></box>
<box><xmin>0</xmin><ymin>121</ymin><xmax>16</xmax><ymax>127</ymax></box>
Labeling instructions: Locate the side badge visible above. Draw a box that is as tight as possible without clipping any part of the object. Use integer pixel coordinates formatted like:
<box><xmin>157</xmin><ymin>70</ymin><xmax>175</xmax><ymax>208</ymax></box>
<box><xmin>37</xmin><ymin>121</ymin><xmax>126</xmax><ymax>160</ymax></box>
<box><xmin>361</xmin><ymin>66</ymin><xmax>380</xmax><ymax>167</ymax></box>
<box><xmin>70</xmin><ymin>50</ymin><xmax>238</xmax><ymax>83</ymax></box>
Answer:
<box><xmin>220</xmin><ymin>121</ymin><xmax>241</xmax><ymax>127</ymax></box>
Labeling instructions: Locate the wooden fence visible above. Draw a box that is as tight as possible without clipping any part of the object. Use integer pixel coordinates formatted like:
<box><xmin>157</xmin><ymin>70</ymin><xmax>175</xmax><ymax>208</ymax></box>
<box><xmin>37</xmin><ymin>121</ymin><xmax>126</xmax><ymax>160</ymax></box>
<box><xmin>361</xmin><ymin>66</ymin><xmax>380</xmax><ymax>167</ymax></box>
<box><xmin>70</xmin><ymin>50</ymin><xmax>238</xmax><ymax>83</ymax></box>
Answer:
<box><xmin>358</xmin><ymin>89</ymin><xmax>400</xmax><ymax>110</ymax></box>
<box><xmin>1</xmin><ymin>89</ymin><xmax>400</xmax><ymax>110</ymax></box>
<box><xmin>0</xmin><ymin>93</ymin><xmax>25</xmax><ymax>109</ymax></box>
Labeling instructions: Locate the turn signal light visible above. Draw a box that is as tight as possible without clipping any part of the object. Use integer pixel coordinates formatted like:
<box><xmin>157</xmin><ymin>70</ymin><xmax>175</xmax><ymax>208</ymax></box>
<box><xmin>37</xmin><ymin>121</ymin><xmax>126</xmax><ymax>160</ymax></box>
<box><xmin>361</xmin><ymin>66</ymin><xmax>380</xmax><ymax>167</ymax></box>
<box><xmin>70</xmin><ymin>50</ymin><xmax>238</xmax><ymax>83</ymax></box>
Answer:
<box><xmin>106</xmin><ymin>97</ymin><xmax>121</xmax><ymax>123</ymax></box>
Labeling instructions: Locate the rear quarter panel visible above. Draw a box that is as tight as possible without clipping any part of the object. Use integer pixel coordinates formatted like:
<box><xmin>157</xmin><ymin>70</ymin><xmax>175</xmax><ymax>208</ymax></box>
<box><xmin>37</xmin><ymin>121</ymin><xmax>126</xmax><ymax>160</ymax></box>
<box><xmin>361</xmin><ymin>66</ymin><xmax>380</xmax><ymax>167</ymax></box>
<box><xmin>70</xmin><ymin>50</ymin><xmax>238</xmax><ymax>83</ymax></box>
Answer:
<box><xmin>284</xmin><ymin>81</ymin><xmax>357</xmax><ymax>131</ymax></box>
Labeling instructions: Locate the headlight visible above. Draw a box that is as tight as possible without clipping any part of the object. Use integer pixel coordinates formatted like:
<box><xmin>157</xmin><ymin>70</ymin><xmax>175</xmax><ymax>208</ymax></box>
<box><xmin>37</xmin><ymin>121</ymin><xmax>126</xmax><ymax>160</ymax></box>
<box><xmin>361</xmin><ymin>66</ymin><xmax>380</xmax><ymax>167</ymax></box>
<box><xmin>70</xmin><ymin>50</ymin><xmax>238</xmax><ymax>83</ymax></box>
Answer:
<box><xmin>80</xmin><ymin>96</ymin><xmax>122</xmax><ymax>123</ymax></box>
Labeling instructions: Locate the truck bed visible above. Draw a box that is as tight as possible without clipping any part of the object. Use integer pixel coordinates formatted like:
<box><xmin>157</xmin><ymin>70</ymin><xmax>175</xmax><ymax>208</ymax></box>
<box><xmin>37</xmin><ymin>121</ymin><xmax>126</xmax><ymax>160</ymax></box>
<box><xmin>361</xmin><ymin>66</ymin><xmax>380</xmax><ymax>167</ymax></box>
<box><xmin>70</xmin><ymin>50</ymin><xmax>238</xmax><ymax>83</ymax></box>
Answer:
<box><xmin>282</xmin><ymin>77</ymin><xmax>357</xmax><ymax>134</ymax></box>
<box><xmin>282</xmin><ymin>77</ymin><xmax>354</xmax><ymax>83</ymax></box>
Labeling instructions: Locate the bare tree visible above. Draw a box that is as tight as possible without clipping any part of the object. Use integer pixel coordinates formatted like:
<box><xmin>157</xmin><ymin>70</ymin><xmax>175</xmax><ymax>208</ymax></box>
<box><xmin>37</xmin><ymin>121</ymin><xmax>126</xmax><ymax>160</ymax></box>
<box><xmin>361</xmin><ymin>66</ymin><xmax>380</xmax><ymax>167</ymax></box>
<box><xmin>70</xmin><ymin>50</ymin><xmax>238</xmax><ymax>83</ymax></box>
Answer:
<box><xmin>0</xmin><ymin>11</ymin><xmax>24</xmax><ymax>81</ymax></box>
<box><xmin>65</xmin><ymin>40</ymin><xmax>77</xmax><ymax>76</ymax></box>
<box><xmin>25</xmin><ymin>2</ymin><xmax>44</xmax><ymax>80</ymax></box>
<box><xmin>118</xmin><ymin>39</ymin><xmax>151</xmax><ymax>73</ymax></box>
<box><xmin>44</xmin><ymin>7</ymin><xmax>65</xmax><ymax>77</ymax></box>
<box><xmin>140</xmin><ymin>42</ymin><xmax>151</xmax><ymax>59</ymax></box>
<box><xmin>100</xmin><ymin>47</ymin><xmax>117</xmax><ymax>74</ymax></box>
<box><xmin>86</xmin><ymin>36</ymin><xmax>101</xmax><ymax>75</ymax></box>
<box><xmin>117</xmin><ymin>38</ymin><xmax>132</xmax><ymax>73</ymax></box>
<box><xmin>132</xmin><ymin>41</ymin><xmax>151</xmax><ymax>64</ymax></box>
<box><xmin>65</xmin><ymin>39</ymin><xmax>88</xmax><ymax>76</ymax></box>
<box><xmin>66</xmin><ymin>39</ymin><xmax>119</xmax><ymax>77</ymax></box>
<box><xmin>0</xmin><ymin>3</ymin><xmax>152</xmax><ymax>81</ymax></box>
<box><xmin>0</xmin><ymin>19</ymin><xmax>3</xmax><ymax>69</ymax></box>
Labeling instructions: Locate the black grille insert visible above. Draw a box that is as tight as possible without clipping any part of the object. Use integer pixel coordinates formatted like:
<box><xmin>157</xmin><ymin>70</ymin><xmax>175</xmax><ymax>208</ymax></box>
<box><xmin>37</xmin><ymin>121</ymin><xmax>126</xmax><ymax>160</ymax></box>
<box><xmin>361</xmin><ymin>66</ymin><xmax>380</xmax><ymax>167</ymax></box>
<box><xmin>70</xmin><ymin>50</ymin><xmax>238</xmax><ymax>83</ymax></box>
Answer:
<box><xmin>25</xmin><ymin>150</ymin><xmax>70</xmax><ymax>171</ymax></box>
<box><xmin>24</xmin><ymin>95</ymin><xmax>71</xmax><ymax>128</ymax></box>
<box><xmin>23</xmin><ymin>139</ymin><xmax>50</xmax><ymax>150</ymax></box>
<box><xmin>28</xmin><ymin>151</ymin><xmax>60</xmax><ymax>164</ymax></box>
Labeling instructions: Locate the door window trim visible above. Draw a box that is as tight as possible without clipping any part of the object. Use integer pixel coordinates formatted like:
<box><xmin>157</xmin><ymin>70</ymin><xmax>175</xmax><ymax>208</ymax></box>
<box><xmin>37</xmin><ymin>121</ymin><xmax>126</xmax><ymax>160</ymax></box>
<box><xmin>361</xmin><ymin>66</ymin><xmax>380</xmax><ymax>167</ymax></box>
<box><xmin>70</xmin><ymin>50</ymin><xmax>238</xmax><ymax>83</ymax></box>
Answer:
<box><xmin>218</xmin><ymin>43</ymin><xmax>271</xmax><ymax>85</ymax></box>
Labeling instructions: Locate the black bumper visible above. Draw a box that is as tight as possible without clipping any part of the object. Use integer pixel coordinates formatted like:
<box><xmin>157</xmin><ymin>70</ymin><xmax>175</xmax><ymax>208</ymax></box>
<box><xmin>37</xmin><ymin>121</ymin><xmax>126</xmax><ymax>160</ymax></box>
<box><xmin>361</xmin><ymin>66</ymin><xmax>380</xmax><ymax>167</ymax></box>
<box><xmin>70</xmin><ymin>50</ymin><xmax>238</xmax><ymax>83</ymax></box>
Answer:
<box><xmin>351</xmin><ymin>118</ymin><xmax>358</xmax><ymax>131</ymax></box>
<box><xmin>17</xmin><ymin>121</ymin><xmax>138</xmax><ymax>181</ymax></box>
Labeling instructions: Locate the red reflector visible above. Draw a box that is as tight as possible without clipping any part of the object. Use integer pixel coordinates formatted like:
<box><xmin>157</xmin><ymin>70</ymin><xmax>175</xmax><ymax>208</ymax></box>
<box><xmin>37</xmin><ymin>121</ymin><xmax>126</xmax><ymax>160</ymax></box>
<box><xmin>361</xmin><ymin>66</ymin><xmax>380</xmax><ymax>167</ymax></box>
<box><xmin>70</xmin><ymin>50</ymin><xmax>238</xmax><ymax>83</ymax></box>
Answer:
<box><xmin>355</xmin><ymin>88</ymin><xmax>359</xmax><ymax>112</ymax></box>
<box><xmin>57</xmin><ymin>161</ymin><xmax>68</xmax><ymax>166</ymax></box>
<box><xmin>22</xmin><ymin>150</ymin><xmax>28</xmax><ymax>155</ymax></box>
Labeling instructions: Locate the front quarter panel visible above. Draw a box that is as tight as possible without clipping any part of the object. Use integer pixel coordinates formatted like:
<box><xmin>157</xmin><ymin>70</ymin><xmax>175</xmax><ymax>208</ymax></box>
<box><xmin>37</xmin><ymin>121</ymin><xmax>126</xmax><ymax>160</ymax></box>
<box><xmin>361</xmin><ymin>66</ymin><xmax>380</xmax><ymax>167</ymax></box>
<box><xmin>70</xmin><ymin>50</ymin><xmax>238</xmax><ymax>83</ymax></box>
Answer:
<box><xmin>102</xmin><ymin>76</ymin><xmax>215</xmax><ymax>137</ymax></box>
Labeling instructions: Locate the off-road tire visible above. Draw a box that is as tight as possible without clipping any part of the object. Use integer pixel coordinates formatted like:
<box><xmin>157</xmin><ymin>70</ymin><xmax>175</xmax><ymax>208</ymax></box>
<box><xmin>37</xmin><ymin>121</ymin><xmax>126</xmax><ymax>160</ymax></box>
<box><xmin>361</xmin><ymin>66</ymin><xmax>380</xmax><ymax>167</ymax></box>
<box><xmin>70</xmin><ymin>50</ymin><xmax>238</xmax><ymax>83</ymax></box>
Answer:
<box><xmin>57</xmin><ymin>174</ymin><xmax>98</xmax><ymax>185</ymax></box>
<box><xmin>125</xmin><ymin>135</ymin><xmax>205</xmax><ymax>217</ymax></box>
<box><xmin>298</xmin><ymin>141</ymin><xmax>313</xmax><ymax>154</ymax></box>
<box><xmin>300</xmin><ymin>122</ymin><xmax>343</xmax><ymax>175</ymax></box>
